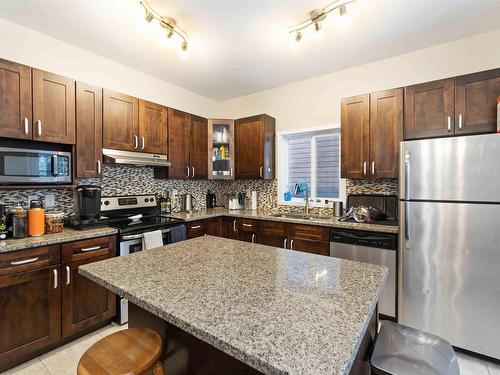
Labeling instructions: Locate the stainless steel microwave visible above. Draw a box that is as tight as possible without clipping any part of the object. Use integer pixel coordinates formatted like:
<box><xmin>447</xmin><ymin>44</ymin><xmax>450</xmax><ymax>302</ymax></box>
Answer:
<box><xmin>0</xmin><ymin>147</ymin><xmax>71</xmax><ymax>184</ymax></box>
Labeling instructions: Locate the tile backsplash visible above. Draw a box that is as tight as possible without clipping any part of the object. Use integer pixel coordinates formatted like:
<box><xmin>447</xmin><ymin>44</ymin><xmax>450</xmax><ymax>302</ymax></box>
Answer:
<box><xmin>0</xmin><ymin>165</ymin><xmax>397</xmax><ymax>217</ymax></box>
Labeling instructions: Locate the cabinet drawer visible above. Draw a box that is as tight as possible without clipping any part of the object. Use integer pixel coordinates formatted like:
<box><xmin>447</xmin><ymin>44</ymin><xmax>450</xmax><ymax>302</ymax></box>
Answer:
<box><xmin>187</xmin><ymin>220</ymin><xmax>207</xmax><ymax>239</ymax></box>
<box><xmin>62</xmin><ymin>236</ymin><xmax>116</xmax><ymax>263</ymax></box>
<box><xmin>239</xmin><ymin>218</ymin><xmax>257</xmax><ymax>233</ymax></box>
<box><xmin>287</xmin><ymin>224</ymin><xmax>329</xmax><ymax>242</ymax></box>
<box><xmin>258</xmin><ymin>220</ymin><xmax>286</xmax><ymax>237</ymax></box>
<box><xmin>0</xmin><ymin>246</ymin><xmax>60</xmax><ymax>277</ymax></box>
<box><xmin>289</xmin><ymin>239</ymin><xmax>330</xmax><ymax>256</ymax></box>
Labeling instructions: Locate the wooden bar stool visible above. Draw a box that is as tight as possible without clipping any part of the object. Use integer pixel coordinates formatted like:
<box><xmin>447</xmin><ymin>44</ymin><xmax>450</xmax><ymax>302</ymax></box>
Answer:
<box><xmin>77</xmin><ymin>327</ymin><xmax>165</xmax><ymax>375</ymax></box>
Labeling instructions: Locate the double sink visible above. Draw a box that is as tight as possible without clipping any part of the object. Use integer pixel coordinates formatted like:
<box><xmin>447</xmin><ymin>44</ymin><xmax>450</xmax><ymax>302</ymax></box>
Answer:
<box><xmin>267</xmin><ymin>212</ymin><xmax>332</xmax><ymax>221</ymax></box>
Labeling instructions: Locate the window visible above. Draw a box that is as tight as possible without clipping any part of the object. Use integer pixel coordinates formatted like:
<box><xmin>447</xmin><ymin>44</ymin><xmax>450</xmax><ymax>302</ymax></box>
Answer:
<box><xmin>278</xmin><ymin>126</ymin><xmax>344</xmax><ymax>206</ymax></box>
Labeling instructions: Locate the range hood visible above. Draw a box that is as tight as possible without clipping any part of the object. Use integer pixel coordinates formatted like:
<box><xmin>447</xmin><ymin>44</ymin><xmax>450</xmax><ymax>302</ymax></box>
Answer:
<box><xmin>102</xmin><ymin>149</ymin><xmax>171</xmax><ymax>167</ymax></box>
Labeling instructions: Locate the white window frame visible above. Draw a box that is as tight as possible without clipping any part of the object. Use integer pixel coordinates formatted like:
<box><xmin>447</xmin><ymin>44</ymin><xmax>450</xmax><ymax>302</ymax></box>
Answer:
<box><xmin>277</xmin><ymin>124</ymin><xmax>346</xmax><ymax>208</ymax></box>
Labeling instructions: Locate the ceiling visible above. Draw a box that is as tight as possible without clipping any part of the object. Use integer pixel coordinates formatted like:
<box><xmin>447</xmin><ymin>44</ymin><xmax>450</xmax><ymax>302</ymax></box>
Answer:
<box><xmin>0</xmin><ymin>0</ymin><xmax>499</xmax><ymax>101</ymax></box>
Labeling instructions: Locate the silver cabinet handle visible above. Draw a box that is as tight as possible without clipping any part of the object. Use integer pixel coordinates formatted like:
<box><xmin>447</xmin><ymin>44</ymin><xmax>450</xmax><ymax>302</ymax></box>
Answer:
<box><xmin>65</xmin><ymin>265</ymin><xmax>71</xmax><ymax>285</ymax></box>
<box><xmin>363</xmin><ymin>162</ymin><xmax>367</xmax><ymax>176</ymax></box>
<box><xmin>242</xmin><ymin>223</ymin><xmax>252</xmax><ymax>227</ymax></box>
<box><xmin>251</xmin><ymin>234</ymin><xmax>255</xmax><ymax>243</ymax></box>
<box><xmin>141</xmin><ymin>136</ymin><xmax>145</xmax><ymax>150</ymax></box>
<box><xmin>230</xmin><ymin>168</ymin><xmax>233</xmax><ymax>177</ymax></box>
<box><xmin>191</xmin><ymin>225</ymin><xmax>201</xmax><ymax>229</ymax></box>
<box><xmin>23</xmin><ymin>118</ymin><xmax>29</xmax><ymax>134</ymax></box>
<box><xmin>233</xmin><ymin>220</ymin><xmax>237</xmax><ymax>232</ymax></box>
<box><xmin>80</xmin><ymin>245</ymin><xmax>101</xmax><ymax>252</ymax></box>
<box><xmin>186</xmin><ymin>166</ymin><xmax>190</xmax><ymax>177</ymax></box>
<box><xmin>283</xmin><ymin>238</ymin><xmax>287</xmax><ymax>249</ymax></box>
<box><xmin>447</xmin><ymin>116</ymin><xmax>451</xmax><ymax>132</ymax></box>
<box><xmin>36</xmin><ymin>120</ymin><xmax>42</xmax><ymax>136</ymax></box>
<box><xmin>134</xmin><ymin>135</ymin><xmax>138</xmax><ymax>149</ymax></box>
<box><xmin>371</xmin><ymin>161</ymin><xmax>375</xmax><ymax>176</ymax></box>
<box><xmin>192</xmin><ymin>167</ymin><xmax>195</xmax><ymax>177</ymax></box>
<box><xmin>97</xmin><ymin>160</ymin><xmax>101</xmax><ymax>174</ymax></box>
<box><xmin>11</xmin><ymin>257</ymin><xmax>39</xmax><ymax>266</ymax></box>
<box><xmin>53</xmin><ymin>269</ymin><xmax>58</xmax><ymax>289</ymax></box>
<box><xmin>458</xmin><ymin>114</ymin><xmax>463</xmax><ymax>130</ymax></box>
<box><xmin>259</xmin><ymin>166</ymin><xmax>263</xmax><ymax>178</ymax></box>
<box><xmin>290</xmin><ymin>239</ymin><xmax>294</xmax><ymax>250</ymax></box>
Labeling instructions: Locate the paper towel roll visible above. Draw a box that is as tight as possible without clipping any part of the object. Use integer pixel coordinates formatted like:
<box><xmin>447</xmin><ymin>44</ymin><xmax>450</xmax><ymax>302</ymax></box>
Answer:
<box><xmin>251</xmin><ymin>191</ymin><xmax>257</xmax><ymax>211</ymax></box>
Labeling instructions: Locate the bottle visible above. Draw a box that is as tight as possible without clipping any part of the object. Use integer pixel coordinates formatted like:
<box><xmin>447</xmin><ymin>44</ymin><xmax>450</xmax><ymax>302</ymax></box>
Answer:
<box><xmin>0</xmin><ymin>204</ymin><xmax>8</xmax><ymax>240</ymax></box>
<box><xmin>165</xmin><ymin>192</ymin><xmax>172</xmax><ymax>214</ymax></box>
<box><xmin>220</xmin><ymin>146</ymin><xmax>226</xmax><ymax>159</ymax></box>
<box><xmin>497</xmin><ymin>95</ymin><xmax>500</xmax><ymax>133</ymax></box>
<box><xmin>28</xmin><ymin>200</ymin><xmax>45</xmax><ymax>237</ymax></box>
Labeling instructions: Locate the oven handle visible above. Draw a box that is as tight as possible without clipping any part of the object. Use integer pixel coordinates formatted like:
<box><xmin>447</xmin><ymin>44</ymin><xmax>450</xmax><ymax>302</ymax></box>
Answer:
<box><xmin>122</xmin><ymin>228</ymin><xmax>171</xmax><ymax>240</ymax></box>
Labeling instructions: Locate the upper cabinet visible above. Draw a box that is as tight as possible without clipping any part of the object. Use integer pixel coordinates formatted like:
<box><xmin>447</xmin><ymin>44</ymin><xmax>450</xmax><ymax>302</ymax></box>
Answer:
<box><xmin>208</xmin><ymin>119</ymin><xmax>235</xmax><ymax>180</ymax></box>
<box><xmin>404</xmin><ymin>68</ymin><xmax>500</xmax><ymax>140</ymax></box>
<box><xmin>103</xmin><ymin>90</ymin><xmax>139</xmax><ymax>151</ymax></box>
<box><xmin>76</xmin><ymin>82</ymin><xmax>102</xmax><ymax>178</ymax></box>
<box><xmin>235</xmin><ymin>114</ymin><xmax>275</xmax><ymax>180</ymax></box>
<box><xmin>166</xmin><ymin>108</ymin><xmax>190</xmax><ymax>179</ymax></box>
<box><xmin>341</xmin><ymin>89</ymin><xmax>402</xmax><ymax>179</ymax></box>
<box><xmin>0</xmin><ymin>60</ymin><xmax>75</xmax><ymax>144</ymax></box>
<box><xmin>138</xmin><ymin>99</ymin><xmax>167</xmax><ymax>154</ymax></box>
<box><xmin>0</xmin><ymin>59</ymin><xmax>32</xmax><ymax>140</ymax></box>
<box><xmin>189</xmin><ymin>114</ymin><xmax>208</xmax><ymax>179</ymax></box>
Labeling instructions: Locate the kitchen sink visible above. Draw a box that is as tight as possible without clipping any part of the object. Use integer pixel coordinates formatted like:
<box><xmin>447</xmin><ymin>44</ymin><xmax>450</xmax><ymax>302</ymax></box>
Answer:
<box><xmin>267</xmin><ymin>213</ymin><xmax>331</xmax><ymax>221</ymax></box>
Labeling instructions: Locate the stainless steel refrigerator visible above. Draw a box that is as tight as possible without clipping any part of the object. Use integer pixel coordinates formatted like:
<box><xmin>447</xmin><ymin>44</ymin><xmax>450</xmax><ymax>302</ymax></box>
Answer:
<box><xmin>399</xmin><ymin>133</ymin><xmax>500</xmax><ymax>360</ymax></box>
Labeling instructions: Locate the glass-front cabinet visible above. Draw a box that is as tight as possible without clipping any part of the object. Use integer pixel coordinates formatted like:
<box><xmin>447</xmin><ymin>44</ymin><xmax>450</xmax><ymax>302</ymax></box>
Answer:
<box><xmin>208</xmin><ymin>119</ymin><xmax>235</xmax><ymax>180</ymax></box>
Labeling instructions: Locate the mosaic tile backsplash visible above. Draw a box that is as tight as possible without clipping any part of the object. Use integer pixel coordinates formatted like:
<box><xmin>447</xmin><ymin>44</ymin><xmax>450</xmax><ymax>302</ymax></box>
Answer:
<box><xmin>0</xmin><ymin>165</ymin><xmax>397</xmax><ymax>217</ymax></box>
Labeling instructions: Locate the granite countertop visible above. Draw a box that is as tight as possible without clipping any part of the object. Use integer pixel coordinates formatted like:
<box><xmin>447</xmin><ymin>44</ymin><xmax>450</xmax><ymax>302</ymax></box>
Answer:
<box><xmin>168</xmin><ymin>207</ymin><xmax>399</xmax><ymax>234</ymax></box>
<box><xmin>0</xmin><ymin>227</ymin><xmax>118</xmax><ymax>253</ymax></box>
<box><xmin>80</xmin><ymin>236</ymin><xmax>388</xmax><ymax>375</ymax></box>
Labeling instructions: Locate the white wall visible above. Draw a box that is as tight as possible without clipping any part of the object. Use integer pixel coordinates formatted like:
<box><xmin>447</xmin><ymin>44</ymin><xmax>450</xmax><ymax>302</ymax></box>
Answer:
<box><xmin>217</xmin><ymin>29</ymin><xmax>500</xmax><ymax>131</ymax></box>
<box><xmin>0</xmin><ymin>17</ymin><xmax>218</xmax><ymax>117</ymax></box>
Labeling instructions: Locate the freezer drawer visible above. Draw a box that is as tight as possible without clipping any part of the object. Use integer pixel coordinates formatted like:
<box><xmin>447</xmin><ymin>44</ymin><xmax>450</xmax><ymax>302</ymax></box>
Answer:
<box><xmin>399</xmin><ymin>200</ymin><xmax>500</xmax><ymax>359</ymax></box>
<box><xmin>330</xmin><ymin>242</ymin><xmax>396</xmax><ymax>318</ymax></box>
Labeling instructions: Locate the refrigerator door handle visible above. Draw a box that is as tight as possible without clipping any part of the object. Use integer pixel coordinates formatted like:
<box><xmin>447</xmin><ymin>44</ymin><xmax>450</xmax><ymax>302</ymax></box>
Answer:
<box><xmin>404</xmin><ymin>202</ymin><xmax>410</xmax><ymax>249</ymax></box>
<box><xmin>404</xmin><ymin>151</ymin><xmax>411</xmax><ymax>199</ymax></box>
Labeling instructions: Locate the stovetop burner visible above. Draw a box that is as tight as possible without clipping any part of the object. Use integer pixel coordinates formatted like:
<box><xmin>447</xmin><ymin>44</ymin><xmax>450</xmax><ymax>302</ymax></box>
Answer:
<box><xmin>109</xmin><ymin>215</ymin><xmax>184</xmax><ymax>234</ymax></box>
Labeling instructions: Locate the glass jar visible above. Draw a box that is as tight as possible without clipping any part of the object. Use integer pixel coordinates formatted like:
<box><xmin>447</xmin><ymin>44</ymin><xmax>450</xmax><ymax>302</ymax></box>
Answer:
<box><xmin>11</xmin><ymin>207</ymin><xmax>28</xmax><ymax>239</ymax></box>
<box><xmin>45</xmin><ymin>211</ymin><xmax>64</xmax><ymax>234</ymax></box>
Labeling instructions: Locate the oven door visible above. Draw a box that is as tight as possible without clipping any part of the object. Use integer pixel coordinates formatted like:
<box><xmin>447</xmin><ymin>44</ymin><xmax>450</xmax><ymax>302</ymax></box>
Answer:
<box><xmin>0</xmin><ymin>147</ymin><xmax>71</xmax><ymax>184</ymax></box>
<box><xmin>119</xmin><ymin>228</ymin><xmax>172</xmax><ymax>256</ymax></box>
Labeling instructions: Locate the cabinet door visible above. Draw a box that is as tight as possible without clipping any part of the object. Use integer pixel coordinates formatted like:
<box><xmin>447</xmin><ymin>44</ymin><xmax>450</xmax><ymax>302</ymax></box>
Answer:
<box><xmin>223</xmin><ymin>217</ymin><xmax>238</xmax><ymax>240</ymax></box>
<box><xmin>404</xmin><ymin>78</ymin><xmax>454</xmax><ymax>140</ymax></box>
<box><xmin>138</xmin><ymin>99</ymin><xmax>167</xmax><ymax>154</ymax></box>
<box><xmin>186</xmin><ymin>220</ymin><xmax>207</xmax><ymax>239</ymax></box>
<box><xmin>369</xmin><ymin>89</ymin><xmax>403</xmax><ymax>179</ymax></box>
<box><xmin>235</xmin><ymin>115</ymin><xmax>264</xmax><ymax>179</ymax></box>
<box><xmin>189</xmin><ymin>115</ymin><xmax>208</xmax><ymax>179</ymax></box>
<box><xmin>238</xmin><ymin>231</ymin><xmax>257</xmax><ymax>243</ymax></box>
<box><xmin>0</xmin><ymin>59</ymin><xmax>32</xmax><ymax>140</ymax></box>
<box><xmin>103</xmin><ymin>89</ymin><xmax>139</xmax><ymax>151</ymax></box>
<box><xmin>341</xmin><ymin>95</ymin><xmax>370</xmax><ymax>179</ymax></box>
<box><xmin>289</xmin><ymin>239</ymin><xmax>329</xmax><ymax>256</ymax></box>
<box><xmin>76</xmin><ymin>82</ymin><xmax>102</xmax><ymax>178</ymax></box>
<box><xmin>256</xmin><ymin>234</ymin><xmax>286</xmax><ymax>248</ymax></box>
<box><xmin>287</xmin><ymin>223</ymin><xmax>329</xmax><ymax>242</ymax></box>
<box><xmin>168</xmin><ymin>108</ymin><xmax>190</xmax><ymax>179</ymax></box>
<box><xmin>455</xmin><ymin>68</ymin><xmax>500</xmax><ymax>135</ymax></box>
<box><xmin>32</xmin><ymin>69</ymin><xmax>75</xmax><ymax>144</ymax></box>
<box><xmin>262</xmin><ymin>115</ymin><xmax>276</xmax><ymax>180</ymax></box>
<box><xmin>207</xmin><ymin>217</ymin><xmax>223</xmax><ymax>237</ymax></box>
<box><xmin>0</xmin><ymin>266</ymin><xmax>61</xmax><ymax>371</ymax></box>
<box><xmin>237</xmin><ymin>218</ymin><xmax>257</xmax><ymax>243</ymax></box>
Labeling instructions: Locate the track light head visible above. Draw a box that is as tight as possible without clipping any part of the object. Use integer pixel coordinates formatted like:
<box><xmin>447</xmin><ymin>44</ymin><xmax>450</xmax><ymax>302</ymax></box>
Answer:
<box><xmin>144</xmin><ymin>9</ymin><xmax>154</xmax><ymax>23</ymax></box>
<box><xmin>339</xmin><ymin>4</ymin><xmax>347</xmax><ymax>17</ymax></box>
<box><xmin>295</xmin><ymin>31</ymin><xmax>302</xmax><ymax>43</ymax></box>
<box><xmin>166</xmin><ymin>26</ymin><xmax>174</xmax><ymax>39</ymax></box>
<box><xmin>314</xmin><ymin>22</ymin><xmax>321</xmax><ymax>32</ymax></box>
<box><xmin>180</xmin><ymin>41</ymin><xmax>189</xmax><ymax>58</ymax></box>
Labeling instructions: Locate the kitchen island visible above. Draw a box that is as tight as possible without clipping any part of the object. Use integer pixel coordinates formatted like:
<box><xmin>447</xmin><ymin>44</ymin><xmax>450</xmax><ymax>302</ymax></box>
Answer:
<box><xmin>79</xmin><ymin>236</ymin><xmax>387</xmax><ymax>375</ymax></box>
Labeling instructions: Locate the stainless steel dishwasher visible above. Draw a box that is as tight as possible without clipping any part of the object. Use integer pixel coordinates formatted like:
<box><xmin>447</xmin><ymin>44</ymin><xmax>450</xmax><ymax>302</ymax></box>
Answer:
<box><xmin>330</xmin><ymin>228</ymin><xmax>397</xmax><ymax>319</ymax></box>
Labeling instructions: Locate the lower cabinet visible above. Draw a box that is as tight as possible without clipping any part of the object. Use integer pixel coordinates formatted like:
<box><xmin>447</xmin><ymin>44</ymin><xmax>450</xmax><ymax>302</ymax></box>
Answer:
<box><xmin>186</xmin><ymin>220</ymin><xmax>208</xmax><ymax>239</ymax></box>
<box><xmin>237</xmin><ymin>218</ymin><xmax>257</xmax><ymax>243</ymax></box>
<box><xmin>223</xmin><ymin>217</ymin><xmax>238</xmax><ymax>240</ymax></box>
<box><xmin>207</xmin><ymin>217</ymin><xmax>223</xmax><ymax>237</ymax></box>
<box><xmin>0</xmin><ymin>236</ymin><xmax>116</xmax><ymax>372</ymax></box>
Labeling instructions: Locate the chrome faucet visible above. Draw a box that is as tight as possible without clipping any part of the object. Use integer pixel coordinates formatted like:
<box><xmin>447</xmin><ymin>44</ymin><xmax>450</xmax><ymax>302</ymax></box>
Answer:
<box><xmin>293</xmin><ymin>183</ymin><xmax>310</xmax><ymax>214</ymax></box>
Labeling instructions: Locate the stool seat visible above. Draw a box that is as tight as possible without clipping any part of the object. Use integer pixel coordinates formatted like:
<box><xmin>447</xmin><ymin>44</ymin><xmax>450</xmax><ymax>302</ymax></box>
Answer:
<box><xmin>371</xmin><ymin>321</ymin><xmax>460</xmax><ymax>375</ymax></box>
<box><xmin>78</xmin><ymin>327</ymin><xmax>164</xmax><ymax>375</ymax></box>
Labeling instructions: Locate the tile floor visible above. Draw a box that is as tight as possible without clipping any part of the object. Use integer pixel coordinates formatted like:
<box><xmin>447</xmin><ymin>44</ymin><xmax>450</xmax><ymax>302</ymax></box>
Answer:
<box><xmin>2</xmin><ymin>323</ymin><xmax>499</xmax><ymax>375</ymax></box>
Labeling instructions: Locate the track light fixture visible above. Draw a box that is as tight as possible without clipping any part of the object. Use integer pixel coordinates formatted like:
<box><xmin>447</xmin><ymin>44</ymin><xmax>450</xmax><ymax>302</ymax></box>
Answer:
<box><xmin>289</xmin><ymin>0</ymin><xmax>354</xmax><ymax>45</ymax></box>
<box><xmin>140</xmin><ymin>1</ymin><xmax>189</xmax><ymax>57</ymax></box>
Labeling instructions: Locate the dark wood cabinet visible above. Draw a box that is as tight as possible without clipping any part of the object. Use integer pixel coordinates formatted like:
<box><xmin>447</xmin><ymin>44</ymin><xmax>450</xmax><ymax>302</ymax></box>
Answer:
<box><xmin>404</xmin><ymin>78</ymin><xmax>455</xmax><ymax>140</ymax></box>
<box><xmin>76</xmin><ymin>82</ymin><xmax>102</xmax><ymax>178</ymax></box>
<box><xmin>455</xmin><ymin>68</ymin><xmax>500</xmax><ymax>135</ymax></box>
<box><xmin>207</xmin><ymin>217</ymin><xmax>223</xmax><ymax>237</ymax></box>
<box><xmin>341</xmin><ymin>95</ymin><xmax>370</xmax><ymax>179</ymax></box>
<box><xmin>0</xmin><ymin>59</ymin><xmax>32</xmax><ymax>140</ymax></box>
<box><xmin>369</xmin><ymin>89</ymin><xmax>403</xmax><ymax>178</ymax></box>
<box><xmin>167</xmin><ymin>108</ymin><xmax>190</xmax><ymax>179</ymax></box>
<box><xmin>237</xmin><ymin>218</ymin><xmax>257</xmax><ymax>243</ymax></box>
<box><xmin>190</xmin><ymin>115</ymin><xmax>208</xmax><ymax>179</ymax></box>
<box><xmin>103</xmin><ymin>89</ymin><xmax>139</xmax><ymax>151</ymax></box>
<box><xmin>257</xmin><ymin>221</ymin><xmax>286</xmax><ymax>248</ymax></box>
<box><xmin>287</xmin><ymin>224</ymin><xmax>329</xmax><ymax>255</ymax></box>
<box><xmin>187</xmin><ymin>220</ymin><xmax>207</xmax><ymax>239</ymax></box>
<box><xmin>288</xmin><ymin>239</ymin><xmax>329</xmax><ymax>256</ymax></box>
<box><xmin>235</xmin><ymin>114</ymin><xmax>275</xmax><ymax>180</ymax></box>
<box><xmin>61</xmin><ymin>236</ymin><xmax>116</xmax><ymax>338</ymax></box>
<box><xmin>32</xmin><ymin>69</ymin><xmax>75</xmax><ymax>144</ymax></box>
<box><xmin>138</xmin><ymin>99</ymin><xmax>167</xmax><ymax>154</ymax></box>
<box><xmin>223</xmin><ymin>217</ymin><xmax>238</xmax><ymax>240</ymax></box>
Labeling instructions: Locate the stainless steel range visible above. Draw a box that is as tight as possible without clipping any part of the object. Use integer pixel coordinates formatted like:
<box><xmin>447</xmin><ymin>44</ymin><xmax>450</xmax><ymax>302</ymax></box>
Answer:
<box><xmin>99</xmin><ymin>194</ymin><xmax>186</xmax><ymax>324</ymax></box>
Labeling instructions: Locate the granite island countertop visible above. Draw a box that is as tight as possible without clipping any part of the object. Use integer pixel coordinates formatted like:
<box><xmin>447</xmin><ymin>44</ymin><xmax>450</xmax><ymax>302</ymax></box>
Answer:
<box><xmin>80</xmin><ymin>236</ymin><xmax>388</xmax><ymax>375</ymax></box>
<box><xmin>168</xmin><ymin>207</ymin><xmax>399</xmax><ymax>234</ymax></box>
<box><xmin>0</xmin><ymin>227</ymin><xmax>118</xmax><ymax>253</ymax></box>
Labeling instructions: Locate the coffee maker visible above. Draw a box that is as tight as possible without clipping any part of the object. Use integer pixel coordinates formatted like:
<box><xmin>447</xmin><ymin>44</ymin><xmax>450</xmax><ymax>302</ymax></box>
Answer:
<box><xmin>75</xmin><ymin>185</ymin><xmax>102</xmax><ymax>220</ymax></box>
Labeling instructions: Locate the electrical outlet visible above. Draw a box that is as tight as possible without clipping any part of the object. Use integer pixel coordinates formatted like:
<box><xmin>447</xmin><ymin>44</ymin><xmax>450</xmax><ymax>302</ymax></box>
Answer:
<box><xmin>44</xmin><ymin>194</ymin><xmax>55</xmax><ymax>208</ymax></box>
<box><xmin>28</xmin><ymin>195</ymin><xmax>39</xmax><ymax>206</ymax></box>
<box><xmin>171</xmin><ymin>189</ymin><xmax>178</xmax><ymax>197</ymax></box>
